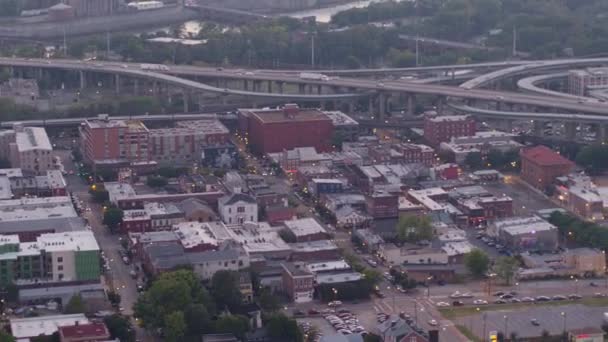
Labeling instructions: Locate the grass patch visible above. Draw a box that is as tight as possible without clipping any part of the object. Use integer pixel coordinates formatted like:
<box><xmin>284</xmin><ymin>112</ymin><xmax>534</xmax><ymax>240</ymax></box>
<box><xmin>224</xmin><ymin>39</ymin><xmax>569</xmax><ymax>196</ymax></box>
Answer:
<box><xmin>439</xmin><ymin>298</ymin><xmax>608</xmax><ymax>319</ymax></box>
<box><xmin>455</xmin><ymin>325</ymin><xmax>481</xmax><ymax>342</ymax></box>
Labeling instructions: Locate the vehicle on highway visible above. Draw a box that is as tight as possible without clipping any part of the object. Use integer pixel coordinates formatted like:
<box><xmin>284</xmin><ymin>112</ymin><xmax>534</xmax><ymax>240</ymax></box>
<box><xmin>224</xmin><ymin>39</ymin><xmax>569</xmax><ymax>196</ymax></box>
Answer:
<box><xmin>521</xmin><ymin>297</ymin><xmax>534</xmax><ymax>302</ymax></box>
<box><xmin>493</xmin><ymin>291</ymin><xmax>505</xmax><ymax>297</ymax></box>
<box><xmin>452</xmin><ymin>300</ymin><xmax>464</xmax><ymax>306</ymax></box>
<box><xmin>531</xmin><ymin>319</ymin><xmax>540</xmax><ymax>326</ymax></box>
<box><xmin>460</xmin><ymin>292</ymin><xmax>473</xmax><ymax>298</ymax></box>
<box><xmin>473</xmin><ymin>299</ymin><xmax>488</xmax><ymax>305</ymax></box>
<box><xmin>535</xmin><ymin>296</ymin><xmax>551</xmax><ymax>302</ymax></box>
<box><xmin>449</xmin><ymin>291</ymin><xmax>462</xmax><ymax>298</ymax></box>
<box><xmin>494</xmin><ymin>299</ymin><xmax>507</xmax><ymax>304</ymax></box>
<box><xmin>568</xmin><ymin>294</ymin><xmax>582</xmax><ymax>300</ymax></box>
<box><xmin>552</xmin><ymin>295</ymin><xmax>567</xmax><ymax>301</ymax></box>
<box><xmin>436</xmin><ymin>302</ymin><xmax>450</xmax><ymax>307</ymax></box>
<box><xmin>328</xmin><ymin>300</ymin><xmax>342</xmax><ymax>307</ymax></box>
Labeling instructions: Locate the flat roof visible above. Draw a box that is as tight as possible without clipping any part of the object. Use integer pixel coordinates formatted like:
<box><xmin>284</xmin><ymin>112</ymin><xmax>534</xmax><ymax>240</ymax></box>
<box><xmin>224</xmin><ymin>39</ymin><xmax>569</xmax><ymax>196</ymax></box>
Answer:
<box><xmin>245</xmin><ymin>107</ymin><xmax>331</xmax><ymax>124</ymax></box>
<box><xmin>0</xmin><ymin>168</ymin><xmax>23</xmax><ymax>178</ymax></box>
<box><xmin>283</xmin><ymin>217</ymin><xmax>327</xmax><ymax>237</ymax></box>
<box><xmin>173</xmin><ymin>221</ymin><xmax>219</xmax><ymax>249</ymax></box>
<box><xmin>0</xmin><ymin>199</ymin><xmax>77</xmax><ymax>222</ymax></box>
<box><xmin>177</xmin><ymin>120</ymin><xmax>230</xmax><ymax>134</ymax></box>
<box><xmin>322</xmin><ymin>111</ymin><xmax>359</xmax><ymax>126</ymax></box>
<box><xmin>494</xmin><ymin>216</ymin><xmax>557</xmax><ymax>236</ymax></box>
<box><xmin>15</xmin><ymin>127</ymin><xmax>52</xmax><ymax>152</ymax></box>
<box><xmin>315</xmin><ymin>271</ymin><xmax>362</xmax><ymax>284</ymax></box>
<box><xmin>289</xmin><ymin>240</ymin><xmax>338</xmax><ymax>252</ymax></box>
<box><xmin>11</xmin><ymin>314</ymin><xmax>89</xmax><ymax>339</ymax></box>
<box><xmin>38</xmin><ymin>230</ymin><xmax>99</xmax><ymax>252</ymax></box>
<box><xmin>307</xmin><ymin>260</ymin><xmax>351</xmax><ymax>273</ymax></box>
<box><xmin>427</xmin><ymin>115</ymin><xmax>470</xmax><ymax>123</ymax></box>
<box><xmin>442</xmin><ymin>241</ymin><xmax>474</xmax><ymax>256</ymax></box>
<box><xmin>105</xmin><ymin>182</ymin><xmax>137</xmax><ymax>202</ymax></box>
<box><xmin>0</xmin><ymin>176</ymin><xmax>12</xmax><ymax>200</ymax></box>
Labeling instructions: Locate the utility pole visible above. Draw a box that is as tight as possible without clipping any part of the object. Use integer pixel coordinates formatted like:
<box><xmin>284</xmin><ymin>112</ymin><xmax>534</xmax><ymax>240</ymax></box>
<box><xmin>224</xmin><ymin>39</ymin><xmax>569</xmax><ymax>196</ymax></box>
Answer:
<box><xmin>512</xmin><ymin>26</ymin><xmax>517</xmax><ymax>57</ymax></box>
<box><xmin>311</xmin><ymin>34</ymin><xmax>315</xmax><ymax>68</ymax></box>
<box><xmin>415</xmin><ymin>36</ymin><xmax>419</xmax><ymax>66</ymax></box>
<box><xmin>62</xmin><ymin>26</ymin><xmax>67</xmax><ymax>55</ymax></box>
<box><xmin>106</xmin><ymin>31</ymin><xmax>111</xmax><ymax>58</ymax></box>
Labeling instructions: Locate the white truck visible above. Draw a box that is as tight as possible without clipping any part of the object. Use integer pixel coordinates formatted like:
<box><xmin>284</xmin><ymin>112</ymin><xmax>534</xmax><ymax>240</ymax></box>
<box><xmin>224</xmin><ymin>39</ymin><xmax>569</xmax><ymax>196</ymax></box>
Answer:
<box><xmin>299</xmin><ymin>72</ymin><xmax>329</xmax><ymax>81</ymax></box>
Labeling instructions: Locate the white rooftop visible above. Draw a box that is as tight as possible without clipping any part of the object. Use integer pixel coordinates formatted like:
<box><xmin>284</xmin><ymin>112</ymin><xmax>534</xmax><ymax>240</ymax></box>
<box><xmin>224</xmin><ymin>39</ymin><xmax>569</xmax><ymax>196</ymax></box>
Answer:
<box><xmin>122</xmin><ymin>209</ymin><xmax>150</xmax><ymax>221</ymax></box>
<box><xmin>427</xmin><ymin>115</ymin><xmax>470</xmax><ymax>123</ymax></box>
<box><xmin>0</xmin><ymin>168</ymin><xmax>23</xmax><ymax>178</ymax></box>
<box><xmin>442</xmin><ymin>241</ymin><xmax>474</xmax><ymax>256</ymax></box>
<box><xmin>38</xmin><ymin>230</ymin><xmax>99</xmax><ymax>252</ymax></box>
<box><xmin>306</xmin><ymin>260</ymin><xmax>351</xmax><ymax>273</ymax></box>
<box><xmin>0</xmin><ymin>196</ymin><xmax>72</xmax><ymax>211</ymax></box>
<box><xmin>494</xmin><ymin>216</ymin><xmax>557</xmax><ymax>236</ymax></box>
<box><xmin>283</xmin><ymin>217</ymin><xmax>327</xmax><ymax>238</ymax></box>
<box><xmin>322</xmin><ymin>111</ymin><xmax>359</xmax><ymax>126</ymax></box>
<box><xmin>173</xmin><ymin>221</ymin><xmax>219</xmax><ymax>249</ymax></box>
<box><xmin>14</xmin><ymin>127</ymin><xmax>52</xmax><ymax>152</ymax></box>
<box><xmin>10</xmin><ymin>314</ymin><xmax>89</xmax><ymax>339</ymax></box>
<box><xmin>0</xmin><ymin>176</ymin><xmax>12</xmax><ymax>200</ymax></box>
<box><xmin>315</xmin><ymin>272</ymin><xmax>363</xmax><ymax>284</ymax></box>
<box><xmin>105</xmin><ymin>182</ymin><xmax>136</xmax><ymax>203</ymax></box>
<box><xmin>0</xmin><ymin>200</ymin><xmax>77</xmax><ymax>222</ymax></box>
<box><xmin>569</xmin><ymin>186</ymin><xmax>603</xmax><ymax>203</ymax></box>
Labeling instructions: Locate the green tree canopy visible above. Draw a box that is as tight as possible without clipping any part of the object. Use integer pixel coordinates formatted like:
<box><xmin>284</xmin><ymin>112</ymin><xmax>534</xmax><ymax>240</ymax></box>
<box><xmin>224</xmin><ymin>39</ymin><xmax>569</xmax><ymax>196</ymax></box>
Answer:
<box><xmin>0</xmin><ymin>330</ymin><xmax>15</xmax><ymax>342</ymax></box>
<box><xmin>210</xmin><ymin>270</ymin><xmax>243</xmax><ymax>312</ymax></box>
<box><xmin>146</xmin><ymin>176</ymin><xmax>168</xmax><ymax>188</ymax></box>
<box><xmin>164</xmin><ymin>311</ymin><xmax>187</xmax><ymax>342</ymax></box>
<box><xmin>104</xmin><ymin>315</ymin><xmax>135</xmax><ymax>342</ymax></box>
<box><xmin>103</xmin><ymin>207</ymin><xmax>124</xmax><ymax>230</ymax></box>
<box><xmin>64</xmin><ymin>294</ymin><xmax>86</xmax><ymax>314</ymax></box>
<box><xmin>266</xmin><ymin>313</ymin><xmax>303</xmax><ymax>342</ymax></box>
<box><xmin>494</xmin><ymin>256</ymin><xmax>519</xmax><ymax>285</ymax></box>
<box><xmin>464</xmin><ymin>249</ymin><xmax>490</xmax><ymax>278</ymax></box>
<box><xmin>214</xmin><ymin>314</ymin><xmax>249</xmax><ymax>340</ymax></box>
<box><xmin>396</xmin><ymin>215</ymin><xmax>434</xmax><ymax>242</ymax></box>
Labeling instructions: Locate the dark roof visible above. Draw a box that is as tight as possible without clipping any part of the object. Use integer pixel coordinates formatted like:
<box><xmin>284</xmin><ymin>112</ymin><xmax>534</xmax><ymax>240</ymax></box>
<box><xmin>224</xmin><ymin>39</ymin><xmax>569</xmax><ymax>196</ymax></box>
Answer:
<box><xmin>521</xmin><ymin>145</ymin><xmax>574</xmax><ymax>166</ymax></box>
<box><xmin>177</xmin><ymin>198</ymin><xmax>216</xmax><ymax>217</ymax></box>
<box><xmin>220</xmin><ymin>192</ymin><xmax>257</xmax><ymax>206</ymax></box>
<box><xmin>58</xmin><ymin>322</ymin><xmax>109</xmax><ymax>339</ymax></box>
<box><xmin>569</xmin><ymin>327</ymin><xmax>605</xmax><ymax>335</ymax></box>
<box><xmin>282</xmin><ymin>262</ymin><xmax>313</xmax><ymax>277</ymax></box>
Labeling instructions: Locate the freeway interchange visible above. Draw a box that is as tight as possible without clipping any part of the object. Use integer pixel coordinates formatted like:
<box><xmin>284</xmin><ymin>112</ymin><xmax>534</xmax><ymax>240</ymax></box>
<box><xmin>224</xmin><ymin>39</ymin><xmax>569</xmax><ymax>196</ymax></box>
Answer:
<box><xmin>2</xmin><ymin>56</ymin><xmax>608</xmax><ymax>118</ymax></box>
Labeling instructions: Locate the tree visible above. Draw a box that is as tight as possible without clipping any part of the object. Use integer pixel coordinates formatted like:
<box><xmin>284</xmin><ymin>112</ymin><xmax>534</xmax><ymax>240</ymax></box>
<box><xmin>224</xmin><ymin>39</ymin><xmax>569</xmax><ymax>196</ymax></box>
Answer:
<box><xmin>184</xmin><ymin>304</ymin><xmax>212</xmax><ymax>335</ymax></box>
<box><xmin>146</xmin><ymin>176</ymin><xmax>168</xmax><ymax>188</ymax></box>
<box><xmin>107</xmin><ymin>291</ymin><xmax>121</xmax><ymax>307</ymax></box>
<box><xmin>278</xmin><ymin>228</ymin><xmax>297</xmax><ymax>243</ymax></box>
<box><xmin>103</xmin><ymin>207</ymin><xmax>124</xmax><ymax>231</ymax></box>
<box><xmin>104</xmin><ymin>314</ymin><xmax>135</xmax><ymax>342</ymax></box>
<box><xmin>464</xmin><ymin>249</ymin><xmax>490</xmax><ymax>278</ymax></box>
<box><xmin>89</xmin><ymin>184</ymin><xmax>109</xmax><ymax>203</ymax></box>
<box><xmin>164</xmin><ymin>311</ymin><xmax>186</xmax><ymax>342</ymax></box>
<box><xmin>214</xmin><ymin>315</ymin><xmax>249</xmax><ymax>340</ymax></box>
<box><xmin>64</xmin><ymin>294</ymin><xmax>86</xmax><ymax>314</ymax></box>
<box><xmin>494</xmin><ymin>256</ymin><xmax>519</xmax><ymax>285</ymax></box>
<box><xmin>134</xmin><ymin>270</ymin><xmax>216</xmax><ymax>334</ymax></box>
<box><xmin>266</xmin><ymin>313</ymin><xmax>303</xmax><ymax>342</ymax></box>
<box><xmin>258</xmin><ymin>287</ymin><xmax>280</xmax><ymax>312</ymax></box>
<box><xmin>396</xmin><ymin>215</ymin><xmax>434</xmax><ymax>242</ymax></box>
<box><xmin>0</xmin><ymin>330</ymin><xmax>15</xmax><ymax>342</ymax></box>
<box><xmin>211</xmin><ymin>270</ymin><xmax>243</xmax><ymax>312</ymax></box>
<box><xmin>464</xmin><ymin>152</ymin><xmax>483</xmax><ymax>170</ymax></box>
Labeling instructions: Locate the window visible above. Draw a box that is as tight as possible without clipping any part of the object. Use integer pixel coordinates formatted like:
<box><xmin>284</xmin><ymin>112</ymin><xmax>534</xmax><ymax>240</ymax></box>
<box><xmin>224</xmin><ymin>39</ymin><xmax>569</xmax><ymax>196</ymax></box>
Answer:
<box><xmin>58</xmin><ymin>274</ymin><xmax>64</xmax><ymax>280</ymax></box>
<box><xmin>57</xmin><ymin>257</ymin><xmax>63</xmax><ymax>263</ymax></box>
<box><xmin>58</xmin><ymin>265</ymin><xmax>63</xmax><ymax>271</ymax></box>
<box><xmin>237</xmin><ymin>207</ymin><xmax>245</xmax><ymax>213</ymax></box>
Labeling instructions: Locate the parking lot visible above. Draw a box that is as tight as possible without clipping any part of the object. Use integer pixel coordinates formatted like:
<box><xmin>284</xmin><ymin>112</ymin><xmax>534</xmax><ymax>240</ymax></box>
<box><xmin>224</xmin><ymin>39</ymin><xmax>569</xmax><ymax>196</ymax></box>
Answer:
<box><xmin>484</xmin><ymin>177</ymin><xmax>556</xmax><ymax>216</ymax></box>
<box><xmin>456</xmin><ymin>303</ymin><xmax>608</xmax><ymax>339</ymax></box>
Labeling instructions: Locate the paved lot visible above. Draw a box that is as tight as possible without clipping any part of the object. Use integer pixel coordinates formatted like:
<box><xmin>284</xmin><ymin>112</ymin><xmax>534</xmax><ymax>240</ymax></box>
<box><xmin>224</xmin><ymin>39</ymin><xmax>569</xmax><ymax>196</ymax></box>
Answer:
<box><xmin>456</xmin><ymin>304</ymin><xmax>608</xmax><ymax>339</ymax></box>
<box><xmin>484</xmin><ymin>178</ymin><xmax>556</xmax><ymax>216</ymax></box>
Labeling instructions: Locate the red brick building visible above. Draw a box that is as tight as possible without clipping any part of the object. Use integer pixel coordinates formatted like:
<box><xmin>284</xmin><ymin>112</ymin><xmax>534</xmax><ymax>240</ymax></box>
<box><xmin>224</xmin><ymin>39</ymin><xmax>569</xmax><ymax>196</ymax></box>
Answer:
<box><xmin>392</xmin><ymin>143</ymin><xmax>436</xmax><ymax>166</ymax></box>
<box><xmin>423</xmin><ymin>115</ymin><xmax>476</xmax><ymax>146</ymax></box>
<box><xmin>281</xmin><ymin>263</ymin><xmax>314</xmax><ymax>303</ymax></box>
<box><xmin>80</xmin><ymin>118</ymin><xmax>149</xmax><ymax>167</ymax></box>
<box><xmin>520</xmin><ymin>145</ymin><xmax>574</xmax><ymax>190</ymax></box>
<box><xmin>58</xmin><ymin>322</ymin><xmax>110</xmax><ymax>342</ymax></box>
<box><xmin>366</xmin><ymin>192</ymin><xmax>399</xmax><ymax>218</ymax></box>
<box><xmin>238</xmin><ymin>104</ymin><xmax>334</xmax><ymax>154</ymax></box>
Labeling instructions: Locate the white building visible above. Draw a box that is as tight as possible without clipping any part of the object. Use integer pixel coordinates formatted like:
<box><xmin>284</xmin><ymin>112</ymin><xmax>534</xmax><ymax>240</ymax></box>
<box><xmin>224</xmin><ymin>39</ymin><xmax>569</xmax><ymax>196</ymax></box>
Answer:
<box><xmin>283</xmin><ymin>217</ymin><xmax>328</xmax><ymax>242</ymax></box>
<box><xmin>10</xmin><ymin>314</ymin><xmax>89</xmax><ymax>341</ymax></box>
<box><xmin>8</xmin><ymin>126</ymin><xmax>54</xmax><ymax>175</ymax></box>
<box><xmin>378</xmin><ymin>243</ymin><xmax>449</xmax><ymax>265</ymax></box>
<box><xmin>218</xmin><ymin>192</ymin><xmax>258</xmax><ymax>225</ymax></box>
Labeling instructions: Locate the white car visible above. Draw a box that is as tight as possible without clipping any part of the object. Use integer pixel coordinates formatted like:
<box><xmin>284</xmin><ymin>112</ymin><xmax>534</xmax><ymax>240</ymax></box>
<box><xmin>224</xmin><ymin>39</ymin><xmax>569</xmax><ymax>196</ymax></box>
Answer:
<box><xmin>428</xmin><ymin>319</ymin><xmax>438</xmax><ymax>326</ymax></box>
<box><xmin>436</xmin><ymin>302</ymin><xmax>450</xmax><ymax>307</ymax></box>
<box><xmin>449</xmin><ymin>291</ymin><xmax>461</xmax><ymax>298</ymax></box>
<box><xmin>473</xmin><ymin>299</ymin><xmax>488</xmax><ymax>305</ymax></box>
<box><xmin>460</xmin><ymin>292</ymin><xmax>474</xmax><ymax>298</ymax></box>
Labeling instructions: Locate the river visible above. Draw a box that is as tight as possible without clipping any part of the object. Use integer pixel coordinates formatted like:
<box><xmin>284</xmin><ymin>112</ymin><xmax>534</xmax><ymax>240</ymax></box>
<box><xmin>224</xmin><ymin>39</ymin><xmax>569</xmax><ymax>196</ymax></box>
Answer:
<box><xmin>178</xmin><ymin>0</ymin><xmax>406</xmax><ymax>36</ymax></box>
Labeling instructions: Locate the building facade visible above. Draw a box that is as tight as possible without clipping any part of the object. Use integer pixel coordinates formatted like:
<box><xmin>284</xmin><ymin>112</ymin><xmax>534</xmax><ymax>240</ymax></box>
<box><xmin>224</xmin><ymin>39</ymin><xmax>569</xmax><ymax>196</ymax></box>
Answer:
<box><xmin>238</xmin><ymin>104</ymin><xmax>334</xmax><ymax>154</ymax></box>
<box><xmin>281</xmin><ymin>263</ymin><xmax>314</xmax><ymax>303</ymax></box>
<box><xmin>5</xmin><ymin>126</ymin><xmax>55</xmax><ymax>175</ymax></box>
<box><xmin>80</xmin><ymin>118</ymin><xmax>149</xmax><ymax>167</ymax></box>
<box><xmin>520</xmin><ymin>145</ymin><xmax>574</xmax><ymax>190</ymax></box>
<box><xmin>423</xmin><ymin>115</ymin><xmax>476</xmax><ymax>146</ymax></box>
<box><xmin>218</xmin><ymin>193</ymin><xmax>258</xmax><ymax>225</ymax></box>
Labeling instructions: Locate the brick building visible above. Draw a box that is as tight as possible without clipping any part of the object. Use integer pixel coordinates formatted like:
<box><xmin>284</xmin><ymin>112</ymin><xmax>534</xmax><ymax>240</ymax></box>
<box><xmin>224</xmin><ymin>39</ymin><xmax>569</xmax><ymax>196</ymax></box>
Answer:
<box><xmin>58</xmin><ymin>322</ymin><xmax>110</xmax><ymax>342</ymax></box>
<box><xmin>238</xmin><ymin>104</ymin><xmax>334</xmax><ymax>154</ymax></box>
<box><xmin>80</xmin><ymin>117</ymin><xmax>149</xmax><ymax>169</ymax></box>
<box><xmin>365</xmin><ymin>192</ymin><xmax>399</xmax><ymax>219</ymax></box>
<box><xmin>520</xmin><ymin>145</ymin><xmax>574</xmax><ymax>190</ymax></box>
<box><xmin>423</xmin><ymin>115</ymin><xmax>476</xmax><ymax>146</ymax></box>
<box><xmin>281</xmin><ymin>263</ymin><xmax>314</xmax><ymax>303</ymax></box>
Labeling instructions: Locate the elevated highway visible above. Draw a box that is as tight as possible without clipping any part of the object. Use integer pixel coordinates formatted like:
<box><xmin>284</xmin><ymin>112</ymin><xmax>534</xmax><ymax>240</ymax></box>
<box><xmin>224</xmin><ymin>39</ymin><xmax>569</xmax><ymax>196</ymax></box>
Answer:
<box><xmin>0</xmin><ymin>113</ymin><xmax>237</xmax><ymax>129</ymax></box>
<box><xmin>3</xmin><ymin>57</ymin><xmax>608</xmax><ymax>116</ymax></box>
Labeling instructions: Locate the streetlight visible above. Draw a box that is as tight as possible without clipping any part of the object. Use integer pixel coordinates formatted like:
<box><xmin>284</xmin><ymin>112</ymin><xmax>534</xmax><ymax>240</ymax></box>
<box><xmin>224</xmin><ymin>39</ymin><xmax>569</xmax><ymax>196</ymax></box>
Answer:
<box><xmin>503</xmin><ymin>315</ymin><xmax>508</xmax><ymax>338</ymax></box>
<box><xmin>561</xmin><ymin>312</ymin><xmax>567</xmax><ymax>334</ymax></box>
<box><xmin>426</xmin><ymin>276</ymin><xmax>433</xmax><ymax>298</ymax></box>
